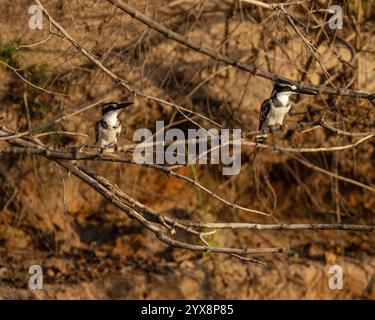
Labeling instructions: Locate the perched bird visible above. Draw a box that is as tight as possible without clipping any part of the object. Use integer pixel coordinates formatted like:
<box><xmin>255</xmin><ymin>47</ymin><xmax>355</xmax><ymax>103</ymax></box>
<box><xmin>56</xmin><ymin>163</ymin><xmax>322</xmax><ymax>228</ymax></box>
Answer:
<box><xmin>95</xmin><ymin>102</ymin><xmax>134</xmax><ymax>150</ymax></box>
<box><xmin>256</xmin><ymin>80</ymin><xmax>317</xmax><ymax>143</ymax></box>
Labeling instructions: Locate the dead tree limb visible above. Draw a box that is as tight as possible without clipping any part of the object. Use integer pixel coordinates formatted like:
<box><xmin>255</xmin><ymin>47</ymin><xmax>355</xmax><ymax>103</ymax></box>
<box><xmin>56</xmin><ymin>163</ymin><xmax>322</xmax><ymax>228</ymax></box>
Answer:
<box><xmin>106</xmin><ymin>0</ymin><xmax>375</xmax><ymax>100</ymax></box>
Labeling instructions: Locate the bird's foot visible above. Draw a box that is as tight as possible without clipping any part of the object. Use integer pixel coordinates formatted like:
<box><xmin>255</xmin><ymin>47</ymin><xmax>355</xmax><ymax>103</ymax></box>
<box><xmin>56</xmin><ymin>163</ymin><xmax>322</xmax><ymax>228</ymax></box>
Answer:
<box><xmin>100</xmin><ymin>143</ymin><xmax>116</xmax><ymax>153</ymax></box>
<box><xmin>255</xmin><ymin>135</ymin><xmax>267</xmax><ymax>144</ymax></box>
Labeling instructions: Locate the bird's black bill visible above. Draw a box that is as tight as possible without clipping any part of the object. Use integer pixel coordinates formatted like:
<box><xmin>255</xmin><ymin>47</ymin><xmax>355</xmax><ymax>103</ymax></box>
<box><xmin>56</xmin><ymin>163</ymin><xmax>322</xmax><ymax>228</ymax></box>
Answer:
<box><xmin>116</xmin><ymin>102</ymin><xmax>134</xmax><ymax>110</ymax></box>
<box><xmin>293</xmin><ymin>88</ymin><xmax>318</xmax><ymax>95</ymax></box>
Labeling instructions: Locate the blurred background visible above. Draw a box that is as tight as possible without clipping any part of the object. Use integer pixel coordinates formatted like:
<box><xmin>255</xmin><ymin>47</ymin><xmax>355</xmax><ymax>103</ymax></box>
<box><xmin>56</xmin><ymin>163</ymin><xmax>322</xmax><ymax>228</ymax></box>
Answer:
<box><xmin>0</xmin><ymin>0</ymin><xmax>375</xmax><ymax>299</ymax></box>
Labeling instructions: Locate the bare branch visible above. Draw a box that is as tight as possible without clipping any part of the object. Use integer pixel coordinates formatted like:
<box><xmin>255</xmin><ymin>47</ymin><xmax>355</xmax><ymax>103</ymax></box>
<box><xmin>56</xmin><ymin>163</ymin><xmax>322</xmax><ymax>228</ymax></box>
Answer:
<box><xmin>0</xmin><ymin>59</ymin><xmax>66</xmax><ymax>96</ymax></box>
<box><xmin>243</xmin><ymin>135</ymin><xmax>374</xmax><ymax>153</ymax></box>
<box><xmin>240</xmin><ymin>0</ymin><xmax>305</xmax><ymax>10</ymax></box>
<box><xmin>106</xmin><ymin>0</ymin><xmax>374</xmax><ymax>100</ymax></box>
<box><xmin>56</xmin><ymin>160</ymin><xmax>286</xmax><ymax>258</ymax></box>
<box><xmin>0</xmin><ymin>97</ymin><xmax>107</xmax><ymax>141</ymax></box>
<box><xmin>0</xmin><ymin>128</ymin><xmax>269</xmax><ymax>216</ymax></box>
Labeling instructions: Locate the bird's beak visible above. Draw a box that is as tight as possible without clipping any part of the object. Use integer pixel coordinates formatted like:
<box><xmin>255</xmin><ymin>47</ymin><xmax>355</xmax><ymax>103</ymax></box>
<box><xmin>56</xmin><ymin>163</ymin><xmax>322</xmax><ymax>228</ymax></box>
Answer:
<box><xmin>292</xmin><ymin>87</ymin><xmax>318</xmax><ymax>95</ymax></box>
<box><xmin>116</xmin><ymin>102</ymin><xmax>134</xmax><ymax>111</ymax></box>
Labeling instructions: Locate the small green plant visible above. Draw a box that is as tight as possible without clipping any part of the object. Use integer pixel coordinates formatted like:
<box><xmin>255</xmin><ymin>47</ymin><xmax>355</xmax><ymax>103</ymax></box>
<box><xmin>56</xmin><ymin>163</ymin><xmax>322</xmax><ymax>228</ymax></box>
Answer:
<box><xmin>189</xmin><ymin>165</ymin><xmax>221</xmax><ymax>256</ymax></box>
<box><xmin>27</xmin><ymin>64</ymin><xmax>56</xmax><ymax>88</ymax></box>
<box><xmin>0</xmin><ymin>42</ymin><xmax>62</xmax><ymax>125</ymax></box>
<box><xmin>23</xmin><ymin>64</ymin><xmax>61</xmax><ymax>121</ymax></box>
<box><xmin>0</xmin><ymin>44</ymin><xmax>20</xmax><ymax>66</ymax></box>
<box><xmin>190</xmin><ymin>165</ymin><xmax>212</xmax><ymax>219</ymax></box>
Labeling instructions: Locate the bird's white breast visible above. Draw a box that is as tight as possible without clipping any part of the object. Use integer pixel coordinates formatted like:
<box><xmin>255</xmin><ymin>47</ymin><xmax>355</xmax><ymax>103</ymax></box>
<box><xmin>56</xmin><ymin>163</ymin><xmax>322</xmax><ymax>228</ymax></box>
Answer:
<box><xmin>276</xmin><ymin>93</ymin><xmax>291</xmax><ymax>106</ymax></box>
<box><xmin>101</xmin><ymin>125</ymin><xmax>121</xmax><ymax>140</ymax></box>
<box><xmin>103</xmin><ymin>111</ymin><xmax>120</xmax><ymax>126</ymax></box>
<box><xmin>98</xmin><ymin>110</ymin><xmax>122</xmax><ymax>148</ymax></box>
<box><xmin>266</xmin><ymin>105</ymin><xmax>291</xmax><ymax>126</ymax></box>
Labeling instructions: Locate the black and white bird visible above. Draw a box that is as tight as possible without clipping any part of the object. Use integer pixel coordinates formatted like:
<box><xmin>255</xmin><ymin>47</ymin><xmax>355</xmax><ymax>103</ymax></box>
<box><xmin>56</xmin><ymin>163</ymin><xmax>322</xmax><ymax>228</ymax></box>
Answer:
<box><xmin>256</xmin><ymin>80</ymin><xmax>317</xmax><ymax>143</ymax></box>
<box><xmin>95</xmin><ymin>102</ymin><xmax>134</xmax><ymax>150</ymax></box>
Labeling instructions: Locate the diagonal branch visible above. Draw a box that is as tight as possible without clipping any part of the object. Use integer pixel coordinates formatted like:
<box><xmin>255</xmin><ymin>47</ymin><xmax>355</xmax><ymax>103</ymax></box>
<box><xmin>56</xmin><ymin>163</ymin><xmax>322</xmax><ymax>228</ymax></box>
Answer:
<box><xmin>3</xmin><ymin>132</ymin><xmax>375</xmax><ymax>264</ymax></box>
<box><xmin>56</xmin><ymin>160</ymin><xmax>286</xmax><ymax>257</ymax></box>
<box><xmin>240</xmin><ymin>0</ymin><xmax>306</xmax><ymax>10</ymax></box>
<box><xmin>106</xmin><ymin>0</ymin><xmax>374</xmax><ymax>100</ymax></box>
<box><xmin>0</xmin><ymin>127</ymin><xmax>269</xmax><ymax>216</ymax></box>
<box><xmin>32</xmin><ymin>0</ymin><xmax>220</xmax><ymax>129</ymax></box>
<box><xmin>0</xmin><ymin>98</ymin><xmax>107</xmax><ymax>141</ymax></box>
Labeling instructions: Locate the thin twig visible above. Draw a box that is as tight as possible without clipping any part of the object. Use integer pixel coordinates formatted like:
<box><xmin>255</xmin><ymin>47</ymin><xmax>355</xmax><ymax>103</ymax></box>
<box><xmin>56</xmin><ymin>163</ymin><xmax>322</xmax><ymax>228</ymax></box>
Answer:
<box><xmin>242</xmin><ymin>135</ymin><xmax>374</xmax><ymax>153</ymax></box>
<box><xmin>55</xmin><ymin>163</ymin><xmax>68</xmax><ymax>216</ymax></box>
<box><xmin>0</xmin><ymin>59</ymin><xmax>65</xmax><ymax>96</ymax></box>
<box><xmin>240</xmin><ymin>0</ymin><xmax>305</xmax><ymax>10</ymax></box>
<box><xmin>0</xmin><ymin>97</ymin><xmax>107</xmax><ymax>141</ymax></box>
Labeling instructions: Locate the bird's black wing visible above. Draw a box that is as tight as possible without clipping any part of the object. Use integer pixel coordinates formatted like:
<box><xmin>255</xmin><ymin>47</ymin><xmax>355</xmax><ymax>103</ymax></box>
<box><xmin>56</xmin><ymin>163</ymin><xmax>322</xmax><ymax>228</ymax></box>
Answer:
<box><xmin>258</xmin><ymin>98</ymin><xmax>272</xmax><ymax>130</ymax></box>
<box><xmin>95</xmin><ymin>120</ymin><xmax>101</xmax><ymax>143</ymax></box>
<box><xmin>116</xmin><ymin>120</ymin><xmax>121</xmax><ymax>139</ymax></box>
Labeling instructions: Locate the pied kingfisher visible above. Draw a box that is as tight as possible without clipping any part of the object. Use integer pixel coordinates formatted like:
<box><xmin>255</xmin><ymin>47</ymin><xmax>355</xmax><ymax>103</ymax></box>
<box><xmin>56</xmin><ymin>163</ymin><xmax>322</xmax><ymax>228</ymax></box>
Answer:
<box><xmin>256</xmin><ymin>80</ymin><xmax>317</xmax><ymax>143</ymax></box>
<box><xmin>95</xmin><ymin>102</ymin><xmax>134</xmax><ymax>150</ymax></box>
